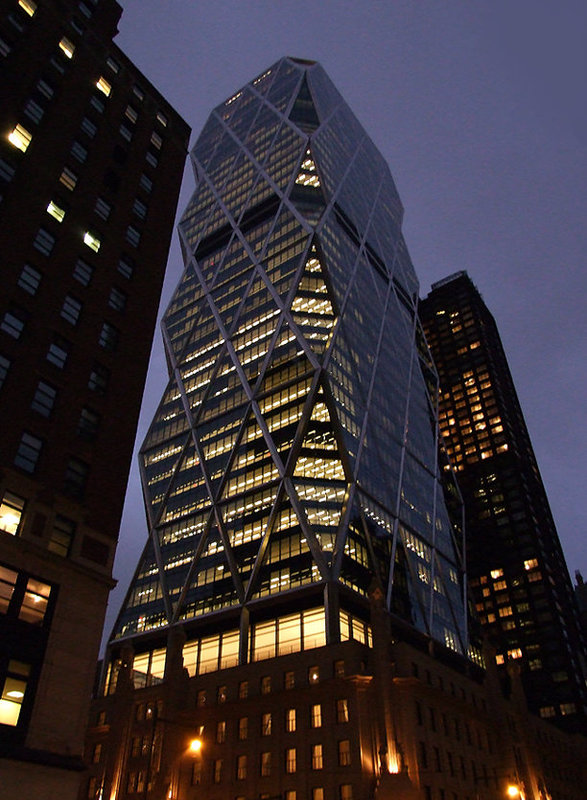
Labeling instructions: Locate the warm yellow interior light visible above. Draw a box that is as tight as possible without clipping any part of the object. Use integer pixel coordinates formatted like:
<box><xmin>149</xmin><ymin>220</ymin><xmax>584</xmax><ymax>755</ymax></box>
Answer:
<box><xmin>8</xmin><ymin>124</ymin><xmax>32</xmax><ymax>152</ymax></box>
<box><xmin>96</xmin><ymin>77</ymin><xmax>112</xmax><ymax>97</ymax></box>
<box><xmin>59</xmin><ymin>37</ymin><xmax>75</xmax><ymax>58</ymax></box>
<box><xmin>18</xmin><ymin>0</ymin><xmax>37</xmax><ymax>16</ymax></box>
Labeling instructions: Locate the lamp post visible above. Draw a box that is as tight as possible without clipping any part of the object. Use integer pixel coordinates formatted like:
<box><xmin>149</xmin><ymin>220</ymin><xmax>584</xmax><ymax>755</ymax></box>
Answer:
<box><xmin>142</xmin><ymin>704</ymin><xmax>203</xmax><ymax>800</ymax></box>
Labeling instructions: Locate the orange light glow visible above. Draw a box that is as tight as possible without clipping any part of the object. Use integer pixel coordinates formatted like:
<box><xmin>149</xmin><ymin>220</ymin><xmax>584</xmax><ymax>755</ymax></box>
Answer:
<box><xmin>189</xmin><ymin>738</ymin><xmax>202</xmax><ymax>753</ymax></box>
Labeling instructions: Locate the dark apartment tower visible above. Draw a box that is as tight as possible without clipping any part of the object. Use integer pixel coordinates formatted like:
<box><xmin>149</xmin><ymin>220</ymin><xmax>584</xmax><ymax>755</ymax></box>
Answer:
<box><xmin>420</xmin><ymin>271</ymin><xmax>587</xmax><ymax>733</ymax></box>
<box><xmin>0</xmin><ymin>0</ymin><xmax>190</xmax><ymax>796</ymax></box>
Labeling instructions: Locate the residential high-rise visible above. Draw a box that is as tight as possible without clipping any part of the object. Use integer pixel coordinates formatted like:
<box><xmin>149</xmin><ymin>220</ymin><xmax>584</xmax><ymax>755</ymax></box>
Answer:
<box><xmin>420</xmin><ymin>271</ymin><xmax>587</xmax><ymax>733</ymax></box>
<box><xmin>0</xmin><ymin>0</ymin><xmax>189</xmax><ymax>796</ymax></box>
<box><xmin>84</xmin><ymin>58</ymin><xmax>586</xmax><ymax>800</ymax></box>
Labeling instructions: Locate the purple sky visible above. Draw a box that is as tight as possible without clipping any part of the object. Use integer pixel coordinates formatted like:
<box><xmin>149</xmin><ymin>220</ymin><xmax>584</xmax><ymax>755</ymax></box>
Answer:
<box><xmin>102</xmin><ymin>0</ymin><xmax>586</xmax><ymax>646</ymax></box>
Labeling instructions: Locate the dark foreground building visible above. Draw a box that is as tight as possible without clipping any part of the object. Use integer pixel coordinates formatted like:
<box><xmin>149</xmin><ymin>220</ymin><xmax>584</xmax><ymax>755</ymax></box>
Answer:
<box><xmin>83</xmin><ymin>59</ymin><xmax>587</xmax><ymax>800</ymax></box>
<box><xmin>0</xmin><ymin>0</ymin><xmax>189</xmax><ymax>796</ymax></box>
<box><xmin>420</xmin><ymin>272</ymin><xmax>587</xmax><ymax>734</ymax></box>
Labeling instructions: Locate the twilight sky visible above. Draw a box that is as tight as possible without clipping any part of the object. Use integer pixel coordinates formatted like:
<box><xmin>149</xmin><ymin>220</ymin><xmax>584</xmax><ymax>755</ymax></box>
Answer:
<box><xmin>102</xmin><ymin>0</ymin><xmax>586</xmax><ymax>645</ymax></box>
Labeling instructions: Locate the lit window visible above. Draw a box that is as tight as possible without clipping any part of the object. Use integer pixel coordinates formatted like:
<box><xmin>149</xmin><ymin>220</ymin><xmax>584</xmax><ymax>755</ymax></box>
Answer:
<box><xmin>94</xmin><ymin>197</ymin><xmax>111</xmax><ymax>220</ymax></box>
<box><xmin>286</xmin><ymin>708</ymin><xmax>296</xmax><ymax>732</ymax></box>
<box><xmin>236</xmin><ymin>754</ymin><xmax>247</xmax><ymax>780</ymax></box>
<box><xmin>83</xmin><ymin>231</ymin><xmax>100</xmax><ymax>252</ymax></box>
<box><xmin>47</xmin><ymin>200</ymin><xmax>66</xmax><ymax>222</ymax></box>
<box><xmin>20</xmin><ymin>578</ymin><xmax>51</xmax><ymax>624</ymax></box>
<box><xmin>338</xmin><ymin>740</ymin><xmax>351</xmax><ymax>766</ymax></box>
<box><xmin>311</xmin><ymin>703</ymin><xmax>322</xmax><ymax>728</ymax></box>
<box><xmin>150</xmin><ymin>131</ymin><xmax>162</xmax><ymax>149</ymax></box>
<box><xmin>156</xmin><ymin>111</ymin><xmax>168</xmax><ymax>127</ymax></box>
<box><xmin>98</xmin><ymin>321</ymin><xmax>118</xmax><ymax>351</ymax></box>
<box><xmin>73</xmin><ymin>257</ymin><xmax>93</xmax><ymax>285</ymax></box>
<box><xmin>0</xmin><ymin>660</ymin><xmax>30</xmax><ymax>726</ymax></box>
<box><xmin>312</xmin><ymin>744</ymin><xmax>323</xmax><ymax>770</ymax></box>
<box><xmin>260</xmin><ymin>676</ymin><xmax>271</xmax><ymax>694</ymax></box>
<box><xmin>196</xmin><ymin>690</ymin><xmax>206</xmax><ymax>707</ymax></box>
<box><xmin>213</xmin><ymin>759</ymin><xmax>222</xmax><ymax>783</ymax></box>
<box><xmin>8</xmin><ymin>124</ymin><xmax>32</xmax><ymax>152</ymax></box>
<box><xmin>539</xmin><ymin>706</ymin><xmax>555</xmax><ymax>718</ymax></box>
<box><xmin>0</xmin><ymin>492</ymin><xmax>25</xmax><ymax>535</ymax></box>
<box><xmin>18</xmin><ymin>1</ymin><xmax>37</xmax><ymax>17</ymax></box>
<box><xmin>524</xmin><ymin>559</ymin><xmax>538</xmax><ymax>571</ymax></box>
<box><xmin>261</xmin><ymin>751</ymin><xmax>271</xmax><ymax>777</ymax></box>
<box><xmin>31</xmin><ymin>380</ymin><xmax>57</xmax><ymax>417</ymax></box>
<box><xmin>336</xmin><ymin>698</ymin><xmax>349</xmax><ymax>723</ymax></box>
<box><xmin>340</xmin><ymin>784</ymin><xmax>353</xmax><ymax>800</ymax></box>
<box><xmin>59</xmin><ymin>166</ymin><xmax>78</xmax><ymax>191</ymax></box>
<box><xmin>309</xmin><ymin>666</ymin><xmax>319</xmax><ymax>684</ymax></box>
<box><xmin>133</xmin><ymin>85</ymin><xmax>144</xmax><ymax>101</ymax></box>
<box><xmin>285</xmin><ymin>747</ymin><xmax>296</xmax><ymax>774</ymax></box>
<box><xmin>96</xmin><ymin>76</ymin><xmax>111</xmax><ymax>97</ymax></box>
<box><xmin>59</xmin><ymin>37</ymin><xmax>75</xmax><ymax>59</ymax></box>
<box><xmin>284</xmin><ymin>670</ymin><xmax>295</xmax><ymax>689</ymax></box>
<box><xmin>238</xmin><ymin>717</ymin><xmax>248</xmax><ymax>740</ymax></box>
<box><xmin>560</xmin><ymin>703</ymin><xmax>576</xmax><ymax>716</ymax></box>
<box><xmin>61</xmin><ymin>295</ymin><xmax>82</xmax><ymax>325</ymax></box>
<box><xmin>217</xmin><ymin>685</ymin><xmax>227</xmax><ymax>703</ymax></box>
<box><xmin>1</xmin><ymin>310</ymin><xmax>25</xmax><ymax>339</ymax></box>
<box><xmin>285</xmin><ymin>792</ymin><xmax>297</xmax><ymax>800</ymax></box>
<box><xmin>490</xmin><ymin>569</ymin><xmax>503</xmax><ymax>579</ymax></box>
<box><xmin>261</xmin><ymin>712</ymin><xmax>271</xmax><ymax>736</ymax></box>
<box><xmin>216</xmin><ymin>720</ymin><xmax>226</xmax><ymax>743</ymax></box>
<box><xmin>14</xmin><ymin>432</ymin><xmax>42</xmax><ymax>473</ymax></box>
<box><xmin>495</xmin><ymin>654</ymin><xmax>505</xmax><ymax>665</ymax></box>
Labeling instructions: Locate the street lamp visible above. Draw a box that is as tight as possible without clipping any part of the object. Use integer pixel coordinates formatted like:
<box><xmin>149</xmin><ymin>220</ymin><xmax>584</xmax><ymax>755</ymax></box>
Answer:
<box><xmin>506</xmin><ymin>785</ymin><xmax>524</xmax><ymax>799</ymax></box>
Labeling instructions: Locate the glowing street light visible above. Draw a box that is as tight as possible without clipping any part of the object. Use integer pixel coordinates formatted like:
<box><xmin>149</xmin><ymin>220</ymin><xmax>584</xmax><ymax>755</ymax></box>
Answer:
<box><xmin>506</xmin><ymin>785</ymin><xmax>523</xmax><ymax>799</ymax></box>
<box><xmin>188</xmin><ymin>738</ymin><xmax>202</xmax><ymax>754</ymax></box>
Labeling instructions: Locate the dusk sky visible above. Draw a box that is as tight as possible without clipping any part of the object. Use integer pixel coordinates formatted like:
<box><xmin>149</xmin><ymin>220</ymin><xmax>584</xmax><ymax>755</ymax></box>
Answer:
<box><xmin>102</xmin><ymin>0</ymin><xmax>586</xmax><ymax>644</ymax></box>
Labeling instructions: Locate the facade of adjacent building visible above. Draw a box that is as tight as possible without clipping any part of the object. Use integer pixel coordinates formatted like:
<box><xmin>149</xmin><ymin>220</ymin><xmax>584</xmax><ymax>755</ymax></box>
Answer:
<box><xmin>420</xmin><ymin>271</ymin><xmax>587</xmax><ymax>735</ymax></box>
<box><xmin>82</xmin><ymin>59</ymin><xmax>586</xmax><ymax>800</ymax></box>
<box><xmin>0</xmin><ymin>0</ymin><xmax>189</xmax><ymax>797</ymax></box>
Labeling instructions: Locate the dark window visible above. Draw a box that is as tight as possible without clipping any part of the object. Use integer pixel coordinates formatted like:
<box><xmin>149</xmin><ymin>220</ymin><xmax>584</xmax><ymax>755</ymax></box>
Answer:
<box><xmin>139</xmin><ymin>173</ymin><xmax>152</xmax><ymax>193</ymax></box>
<box><xmin>119</xmin><ymin>124</ymin><xmax>133</xmax><ymax>142</ymax></box>
<box><xmin>94</xmin><ymin>197</ymin><xmax>111</xmax><ymax>220</ymax></box>
<box><xmin>126</xmin><ymin>225</ymin><xmax>141</xmax><ymax>247</ymax></box>
<box><xmin>133</xmin><ymin>198</ymin><xmax>147</xmax><ymax>220</ymax></box>
<box><xmin>88</xmin><ymin>362</ymin><xmax>109</xmax><ymax>393</ymax></box>
<box><xmin>77</xmin><ymin>407</ymin><xmax>100</xmax><ymax>439</ymax></box>
<box><xmin>33</xmin><ymin>228</ymin><xmax>55</xmax><ymax>256</ymax></box>
<box><xmin>0</xmin><ymin>158</ymin><xmax>16</xmax><ymax>182</ymax></box>
<box><xmin>37</xmin><ymin>79</ymin><xmax>54</xmax><ymax>99</ymax></box>
<box><xmin>49</xmin><ymin>514</ymin><xmax>75</xmax><ymax>557</ymax></box>
<box><xmin>99</xmin><ymin>322</ymin><xmax>119</xmax><ymax>351</ymax></box>
<box><xmin>0</xmin><ymin>354</ymin><xmax>10</xmax><ymax>389</ymax></box>
<box><xmin>31</xmin><ymin>381</ymin><xmax>57</xmax><ymax>417</ymax></box>
<box><xmin>118</xmin><ymin>254</ymin><xmax>134</xmax><ymax>279</ymax></box>
<box><xmin>14</xmin><ymin>432</ymin><xmax>42</xmax><ymax>472</ymax></box>
<box><xmin>73</xmin><ymin>258</ymin><xmax>93</xmax><ymax>286</ymax></box>
<box><xmin>46</xmin><ymin>337</ymin><xmax>69</xmax><ymax>368</ymax></box>
<box><xmin>1</xmin><ymin>310</ymin><xmax>26</xmax><ymax>339</ymax></box>
<box><xmin>61</xmin><ymin>295</ymin><xmax>82</xmax><ymax>325</ymax></box>
<box><xmin>24</xmin><ymin>98</ymin><xmax>43</xmax><ymax>124</ymax></box>
<box><xmin>108</xmin><ymin>287</ymin><xmax>126</xmax><ymax>312</ymax></box>
<box><xmin>71</xmin><ymin>141</ymin><xmax>88</xmax><ymax>163</ymax></box>
<box><xmin>63</xmin><ymin>457</ymin><xmax>89</xmax><ymax>498</ymax></box>
<box><xmin>81</xmin><ymin>117</ymin><xmax>97</xmax><ymax>138</ymax></box>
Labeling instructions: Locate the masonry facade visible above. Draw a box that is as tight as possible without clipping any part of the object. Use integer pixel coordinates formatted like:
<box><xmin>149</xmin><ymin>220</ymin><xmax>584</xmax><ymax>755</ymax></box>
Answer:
<box><xmin>0</xmin><ymin>1</ymin><xmax>189</xmax><ymax>796</ymax></box>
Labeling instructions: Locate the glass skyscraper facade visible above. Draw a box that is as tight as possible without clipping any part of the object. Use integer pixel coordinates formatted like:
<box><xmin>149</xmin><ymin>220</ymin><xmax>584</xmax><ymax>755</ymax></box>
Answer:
<box><xmin>109</xmin><ymin>57</ymin><xmax>469</xmax><ymax>667</ymax></box>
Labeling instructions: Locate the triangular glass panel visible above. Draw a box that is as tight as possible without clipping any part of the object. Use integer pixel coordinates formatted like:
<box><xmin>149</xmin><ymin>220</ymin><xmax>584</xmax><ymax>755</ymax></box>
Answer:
<box><xmin>219</xmin><ymin>411</ymin><xmax>280</xmax><ymax>501</ymax></box>
<box><xmin>260</xmin><ymin>209</ymin><xmax>310</xmax><ymax>303</ymax></box>
<box><xmin>337</xmin><ymin>510</ymin><xmax>377</xmax><ymax>597</ymax></box>
<box><xmin>289</xmin><ymin>246</ymin><xmax>337</xmax><ymax>356</ymax></box>
<box><xmin>248</xmin><ymin>488</ymin><xmax>317</xmax><ymax>600</ymax></box>
<box><xmin>255</xmin><ymin>320</ymin><xmax>314</xmax><ymax>400</ymax></box>
<box><xmin>289</xmin><ymin>76</ymin><xmax>320</xmax><ymax>132</ymax></box>
<box><xmin>111</xmin><ymin>536</ymin><xmax>169</xmax><ymax>639</ymax></box>
<box><xmin>196</xmin><ymin>407</ymin><xmax>248</xmax><ymax>501</ymax></box>
<box><xmin>177</xmin><ymin>524</ymin><xmax>240</xmax><ymax>622</ymax></box>
<box><xmin>156</xmin><ymin>440</ymin><xmax>211</xmax><ymax>527</ymax></box>
<box><xmin>258</xmin><ymin>371</ymin><xmax>314</xmax><ymax>462</ymax></box>
<box><xmin>142</xmin><ymin>432</ymin><xmax>191</xmax><ymax>521</ymax></box>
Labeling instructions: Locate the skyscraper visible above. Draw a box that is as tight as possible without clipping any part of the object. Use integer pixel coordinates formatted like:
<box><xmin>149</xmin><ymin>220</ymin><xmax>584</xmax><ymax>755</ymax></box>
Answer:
<box><xmin>84</xmin><ymin>58</ymin><xmax>587</xmax><ymax>800</ymax></box>
<box><xmin>420</xmin><ymin>271</ymin><xmax>587</xmax><ymax>733</ymax></box>
<box><xmin>0</xmin><ymin>1</ymin><xmax>189</xmax><ymax>796</ymax></box>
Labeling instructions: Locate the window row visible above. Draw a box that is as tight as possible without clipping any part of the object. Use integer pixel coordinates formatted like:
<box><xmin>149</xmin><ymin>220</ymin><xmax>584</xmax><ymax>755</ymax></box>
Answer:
<box><xmin>0</xmin><ymin>489</ymin><xmax>78</xmax><ymax>557</ymax></box>
<box><xmin>2</xmin><ymin>308</ymin><xmax>121</xmax><ymax>357</ymax></box>
<box><xmin>196</xmin><ymin>747</ymin><xmax>353</xmax><ymax>783</ymax></box>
